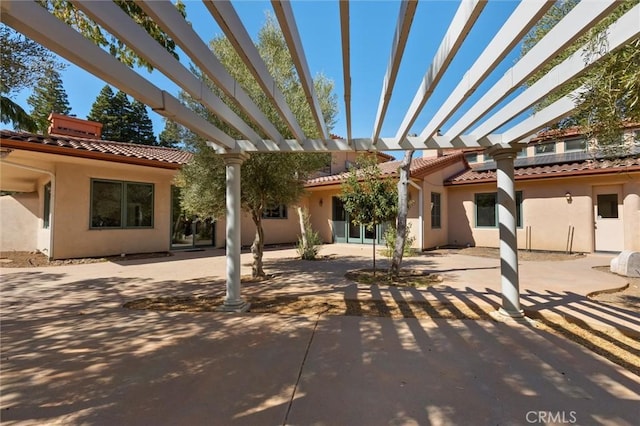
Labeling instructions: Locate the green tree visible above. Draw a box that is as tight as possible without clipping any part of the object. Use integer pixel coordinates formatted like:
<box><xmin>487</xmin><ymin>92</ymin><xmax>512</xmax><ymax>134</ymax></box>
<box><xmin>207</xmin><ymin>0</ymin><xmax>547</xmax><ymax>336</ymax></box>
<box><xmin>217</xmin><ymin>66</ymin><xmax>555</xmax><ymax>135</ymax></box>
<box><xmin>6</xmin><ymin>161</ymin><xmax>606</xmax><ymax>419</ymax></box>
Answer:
<box><xmin>158</xmin><ymin>119</ymin><xmax>185</xmax><ymax>148</ymax></box>
<box><xmin>523</xmin><ymin>0</ymin><xmax>640</xmax><ymax>153</ymax></box>
<box><xmin>340</xmin><ymin>154</ymin><xmax>398</xmax><ymax>276</ymax></box>
<box><xmin>26</xmin><ymin>69</ymin><xmax>71</xmax><ymax>133</ymax></box>
<box><xmin>88</xmin><ymin>87</ymin><xmax>156</xmax><ymax>143</ymax></box>
<box><xmin>110</xmin><ymin>90</ymin><xmax>134</xmax><ymax>142</ymax></box>
<box><xmin>178</xmin><ymin>15</ymin><xmax>337</xmax><ymax>278</ymax></box>
<box><xmin>37</xmin><ymin>0</ymin><xmax>186</xmax><ymax>72</ymax></box>
<box><xmin>129</xmin><ymin>100</ymin><xmax>156</xmax><ymax>145</ymax></box>
<box><xmin>87</xmin><ymin>85</ymin><xmax>117</xmax><ymax>140</ymax></box>
<box><xmin>1</xmin><ymin>25</ymin><xmax>64</xmax><ymax>131</ymax></box>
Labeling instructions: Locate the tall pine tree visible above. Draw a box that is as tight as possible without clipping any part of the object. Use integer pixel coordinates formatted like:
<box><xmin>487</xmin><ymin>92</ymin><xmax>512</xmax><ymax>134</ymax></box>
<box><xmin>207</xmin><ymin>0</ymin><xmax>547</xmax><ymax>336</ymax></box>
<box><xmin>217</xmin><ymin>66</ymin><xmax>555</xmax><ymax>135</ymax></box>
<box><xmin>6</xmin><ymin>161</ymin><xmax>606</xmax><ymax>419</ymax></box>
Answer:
<box><xmin>87</xmin><ymin>86</ymin><xmax>156</xmax><ymax>144</ymax></box>
<box><xmin>26</xmin><ymin>68</ymin><xmax>71</xmax><ymax>133</ymax></box>
<box><xmin>130</xmin><ymin>100</ymin><xmax>156</xmax><ymax>145</ymax></box>
<box><xmin>87</xmin><ymin>85</ymin><xmax>118</xmax><ymax>140</ymax></box>
<box><xmin>110</xmin><ymin>90</ymin><xmax>134</xmax><ymax>142</ymax></box>
<box><xmin>158</xmin><ymin>118</ymin><xmax>184</xmax><ymax>148</ymax></box>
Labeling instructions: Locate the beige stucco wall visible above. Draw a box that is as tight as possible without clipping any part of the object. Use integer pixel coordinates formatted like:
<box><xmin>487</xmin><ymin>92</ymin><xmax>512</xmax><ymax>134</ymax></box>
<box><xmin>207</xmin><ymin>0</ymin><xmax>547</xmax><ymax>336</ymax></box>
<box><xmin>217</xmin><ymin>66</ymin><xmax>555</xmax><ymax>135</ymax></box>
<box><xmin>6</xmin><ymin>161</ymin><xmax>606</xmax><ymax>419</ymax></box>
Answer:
<box><xmin>0</xmin><ymin>192</ymin><xmax>39</xmax><ymax>252</ymax></box>
<box><xmin>447</xmin><ymin>172</ymin><xmax>640</xmax><ymax>253</ymax></box>
<box><xmin>422</xmin><ymin>161</ymin><xmax>468</xmax><ymax>249</ymax></box>
<box><xmin>51</xmin><ymin>159</ymin><xmax>176</xmax><ymax>259</ymax></box>
<box><xmin>214</xmin><ymin>206</ymin><xmax>304</xmax><ymax>248</ymax></box>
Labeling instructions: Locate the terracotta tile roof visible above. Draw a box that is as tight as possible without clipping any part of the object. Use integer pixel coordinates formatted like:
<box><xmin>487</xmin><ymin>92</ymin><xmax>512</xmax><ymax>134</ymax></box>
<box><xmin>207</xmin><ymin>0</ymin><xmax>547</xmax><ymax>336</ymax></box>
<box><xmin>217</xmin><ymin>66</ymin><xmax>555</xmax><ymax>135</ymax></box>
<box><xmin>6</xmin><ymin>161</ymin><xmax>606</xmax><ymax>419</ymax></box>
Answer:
<box><xmin>446</xmin><ymin>155</ymin><xmax>640</xmax><ymax>185</ymax></box>
<box><xmin>1</xmin><ymin>129</ymin><xmax>192</xmax><ymax>169</ymax></box>
<box><xmin>306</xmin><ymin>152</ymin><xmax>465</xmax><ymax>187</ymax></box>
<box><xmin>528</xmin><ymin>123</ymin><xmax>639</xmax><ymax>143</ymax></box>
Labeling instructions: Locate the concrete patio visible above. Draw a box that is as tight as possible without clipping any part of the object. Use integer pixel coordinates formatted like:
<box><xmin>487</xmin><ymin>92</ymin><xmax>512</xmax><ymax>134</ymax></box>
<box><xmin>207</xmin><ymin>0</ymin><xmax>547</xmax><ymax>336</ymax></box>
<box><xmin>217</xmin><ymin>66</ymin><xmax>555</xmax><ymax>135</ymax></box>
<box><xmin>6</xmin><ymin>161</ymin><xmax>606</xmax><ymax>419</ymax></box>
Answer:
<box><xmin>1</xmin><ymin>245</ymin><xmax>638</xmax><ymax>425</ymax></box>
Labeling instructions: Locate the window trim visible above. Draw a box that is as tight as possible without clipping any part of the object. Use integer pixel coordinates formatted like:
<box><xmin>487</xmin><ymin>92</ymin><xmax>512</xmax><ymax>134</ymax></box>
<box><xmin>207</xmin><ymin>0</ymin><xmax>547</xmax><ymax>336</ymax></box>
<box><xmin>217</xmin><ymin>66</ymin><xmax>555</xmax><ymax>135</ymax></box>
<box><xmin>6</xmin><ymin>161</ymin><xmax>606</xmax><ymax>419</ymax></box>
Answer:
<box><xmin>262</xmin><ymin>204</ymin><xmax>288</xmax><ymax>219</ymax></box>
<box><xmin>564</xmin><ymin>138</ymin><xmax>587</xmax><ymax>152</ymax></box>
<box><xmin>534</xmin><ymin>142</ymin><xmax>556</xmax><ymax>155</ymax></box>
<box><xmin>43</xmin><ymin>181</ymin><xmax>51</xmax><ymax>229</ymax></box>
<box><xmin>90</xmin><ymin>178</ymin><xmax>154</xmax><ymax>229</ymax></box>
<box><xmin>431</xmin><ymin>192</ymin><xmax>441</xmax><ymax>229</ymax></box>
<box><xmin>474</xmin><ymin>191</ymin><xmax>523</xmax><ymax>228</ymax></box>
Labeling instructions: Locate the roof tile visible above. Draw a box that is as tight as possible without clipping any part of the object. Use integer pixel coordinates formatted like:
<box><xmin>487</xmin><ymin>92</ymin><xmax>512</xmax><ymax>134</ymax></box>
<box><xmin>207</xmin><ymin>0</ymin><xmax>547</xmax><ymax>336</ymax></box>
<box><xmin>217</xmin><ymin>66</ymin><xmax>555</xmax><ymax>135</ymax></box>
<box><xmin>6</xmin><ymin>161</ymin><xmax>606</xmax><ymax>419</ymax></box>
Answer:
<box><xmin>1</xmin><ymin>129</ymin><xmax>193</xmax><ymax>166</ymax></box>
<box><xmin>447</xmin><ymin>155</ymin><xmax>640</xmax><ymax>184</ymax></box>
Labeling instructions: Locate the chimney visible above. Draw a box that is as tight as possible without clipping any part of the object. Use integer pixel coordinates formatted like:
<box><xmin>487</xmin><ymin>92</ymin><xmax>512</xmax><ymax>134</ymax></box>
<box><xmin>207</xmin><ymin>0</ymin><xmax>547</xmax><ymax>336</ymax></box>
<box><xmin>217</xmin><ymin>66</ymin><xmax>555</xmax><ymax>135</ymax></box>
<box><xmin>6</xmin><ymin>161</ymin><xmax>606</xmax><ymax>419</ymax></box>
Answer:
<box><xmin>47</xmin><ymin>113</ymin><xmax>103</xmax><ymax>138</ymax></box>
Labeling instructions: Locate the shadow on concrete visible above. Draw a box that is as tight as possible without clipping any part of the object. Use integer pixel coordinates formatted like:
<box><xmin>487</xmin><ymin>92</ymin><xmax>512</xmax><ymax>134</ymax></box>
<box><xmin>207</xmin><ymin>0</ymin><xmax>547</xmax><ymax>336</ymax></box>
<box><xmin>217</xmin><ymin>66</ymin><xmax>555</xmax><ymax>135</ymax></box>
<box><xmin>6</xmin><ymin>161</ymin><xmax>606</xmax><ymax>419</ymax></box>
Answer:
<box><xmin>1</xmin><ymin>253</ymin><xmax>638</xmax><ymax>425</ymax></box>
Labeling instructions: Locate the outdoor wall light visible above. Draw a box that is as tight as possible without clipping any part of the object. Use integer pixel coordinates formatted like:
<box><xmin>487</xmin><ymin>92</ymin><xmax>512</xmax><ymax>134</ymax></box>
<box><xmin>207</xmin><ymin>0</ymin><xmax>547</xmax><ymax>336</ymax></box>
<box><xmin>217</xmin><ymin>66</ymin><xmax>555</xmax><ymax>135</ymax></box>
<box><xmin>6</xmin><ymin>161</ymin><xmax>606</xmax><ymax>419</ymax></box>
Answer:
<box><xmin>0</xmin><ymin>148</ymin><xmax>12</xmax><ymax>159</ymax></box>
<box><xmin>565</xmin><ymin>191</ymin><xmax>572</xmax><ymax>203</ymax></box>
<box><xmin>319</xmin><ymin>198</ymin><xmax>323</xmax><ymax>207</ymax></box>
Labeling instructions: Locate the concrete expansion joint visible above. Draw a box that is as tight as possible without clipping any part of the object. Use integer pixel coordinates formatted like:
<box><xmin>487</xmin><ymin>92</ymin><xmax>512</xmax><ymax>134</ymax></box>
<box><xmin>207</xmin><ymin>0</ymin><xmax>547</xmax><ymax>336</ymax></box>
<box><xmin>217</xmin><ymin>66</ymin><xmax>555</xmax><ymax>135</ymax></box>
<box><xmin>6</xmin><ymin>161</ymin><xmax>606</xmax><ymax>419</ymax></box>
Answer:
<box><xmin>283</xmin><ymin>314</ymin><xmax>321</xmax><ymax>425</ymax></box>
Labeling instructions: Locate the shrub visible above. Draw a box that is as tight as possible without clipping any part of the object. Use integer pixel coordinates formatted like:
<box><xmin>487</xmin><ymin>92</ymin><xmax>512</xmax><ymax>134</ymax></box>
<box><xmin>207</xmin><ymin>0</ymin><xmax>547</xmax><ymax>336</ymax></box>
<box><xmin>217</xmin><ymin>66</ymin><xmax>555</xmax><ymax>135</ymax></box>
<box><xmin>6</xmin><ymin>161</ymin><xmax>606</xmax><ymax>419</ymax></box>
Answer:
<box><xmin>297</xmin><ymin>208</ymin><xmax>322</xmax><ymax>260</ymax></box>
<box><xmin>383</xmin><ymin>222</ymin><xmax>416</xmax><ymax>257</ymax></box>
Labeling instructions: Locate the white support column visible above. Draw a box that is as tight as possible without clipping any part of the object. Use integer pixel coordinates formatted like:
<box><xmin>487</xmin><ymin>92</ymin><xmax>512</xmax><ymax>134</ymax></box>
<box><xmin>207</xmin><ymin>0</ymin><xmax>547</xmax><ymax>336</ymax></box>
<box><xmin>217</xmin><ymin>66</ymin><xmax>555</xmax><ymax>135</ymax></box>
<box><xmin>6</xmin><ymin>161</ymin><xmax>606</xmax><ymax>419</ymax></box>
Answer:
<box><xmin>219</xmin><ymin>153</ymin><xmax>250</xmax><ymax>312</ymax></box>
<box><xmin>488</xmin><ymin>146</ymin><xmax>523</xmax><ymax>318</ymax></box>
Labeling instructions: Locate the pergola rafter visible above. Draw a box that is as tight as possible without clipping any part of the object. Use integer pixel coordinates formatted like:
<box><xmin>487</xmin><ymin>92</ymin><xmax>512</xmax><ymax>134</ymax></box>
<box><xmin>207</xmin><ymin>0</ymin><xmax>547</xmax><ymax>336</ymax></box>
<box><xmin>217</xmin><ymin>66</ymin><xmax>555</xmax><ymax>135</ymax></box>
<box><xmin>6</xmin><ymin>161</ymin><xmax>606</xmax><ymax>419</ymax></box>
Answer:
<box><xmin>203</xmin><ymin>0</ymin><xmax>307</xmax><ymax>143</ymax></box>
<box><xmin>138</xmin><ymin>0</ymin><xmax>286</xmax><ymax>146</ymax></box>
<box><xmin>444</xmin><ymin>0</ymin><xmax>619</xmax><ymax>138</ymax></box>
<box><xmin>371</xmin><ymin>0</ymin><xmax>418</xmax><ymax>143</ymax></box>
<box><xmin>395</xmin><ymin>0</ymin><xmax>485</xmax><ymax>143</ymax></box>
<box><xmin>418</xmin><ymin>0</ymin><xmax>554</xmax><ymax>142</ymax></box>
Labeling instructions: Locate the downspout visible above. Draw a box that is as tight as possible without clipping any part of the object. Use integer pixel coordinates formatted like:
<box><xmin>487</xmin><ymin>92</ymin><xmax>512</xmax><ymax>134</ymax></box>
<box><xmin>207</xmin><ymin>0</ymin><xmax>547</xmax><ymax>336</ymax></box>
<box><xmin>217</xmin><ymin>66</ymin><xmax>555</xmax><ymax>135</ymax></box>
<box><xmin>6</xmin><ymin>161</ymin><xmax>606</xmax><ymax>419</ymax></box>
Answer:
<box><xmin>1</xmin><ymin>160</ymin><xmax>56</xmax><ymax>259</ymax></box>
<box><xmin>408</xmin><ymin>180</ymin><xmax>423</xmax><ymax>251</ymax></box>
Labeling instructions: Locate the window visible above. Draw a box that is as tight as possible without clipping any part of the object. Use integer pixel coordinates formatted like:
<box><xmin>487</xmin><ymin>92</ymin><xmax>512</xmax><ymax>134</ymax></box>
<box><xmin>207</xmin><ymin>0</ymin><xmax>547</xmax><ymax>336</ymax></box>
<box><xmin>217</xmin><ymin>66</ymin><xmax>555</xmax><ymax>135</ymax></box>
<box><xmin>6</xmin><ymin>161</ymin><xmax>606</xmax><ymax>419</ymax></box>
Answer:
<box><xmin>465</xmin><ymin>153</ymin><xmax>478</xmax><ymax>163</ymax></box>
<box><xmin>91</xmin><ymin>179</ymin><xmax>153</xmax><ymax>228</ymax></box>
<box><xmin>263</xmin><ymin>204</ymin><xmax>287</xmax><ymax>219</ymax></box>
<box><xmin>431</xmin><ymin>192</ymin><xmax>441</xmax><ymax>228</ymax></box>
<box><xmin>517</xmin><ymin>147</ymin><xmax>527</xmax><ymax>158</ymax></box>
<box><xmin>597</xmin><ymin>194</ymin><xmax>618</xmax><ymax>218</ymax></box>
<box><xmin>43</xmin><ymin>181</ymin><xmax>51</xmax><ymax>229</ymax></box>
<box><xmin>535</xmin><ymin>142</ymin><xmax>555</xmax><ymax>155</ymax></box>
<box><xmin>475</xmin><ymin>191</ymin><xmax>522</xmax><ymax>228</ymax></box>
<box><xmin>565</xmin><ymin>138</ymin><xmax>587</xmax><ymax>152</ymax></box>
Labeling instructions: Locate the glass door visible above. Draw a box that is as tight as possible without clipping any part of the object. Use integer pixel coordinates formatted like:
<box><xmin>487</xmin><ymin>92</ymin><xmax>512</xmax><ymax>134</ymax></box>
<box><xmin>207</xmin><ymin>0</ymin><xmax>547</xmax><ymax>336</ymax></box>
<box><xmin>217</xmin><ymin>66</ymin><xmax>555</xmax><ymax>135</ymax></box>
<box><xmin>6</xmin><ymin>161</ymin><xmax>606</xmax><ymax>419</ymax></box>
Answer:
<box><xmin>170</xmin><ymin>186</ymin><xmax>215</xmax><ymax>249</ymax></box>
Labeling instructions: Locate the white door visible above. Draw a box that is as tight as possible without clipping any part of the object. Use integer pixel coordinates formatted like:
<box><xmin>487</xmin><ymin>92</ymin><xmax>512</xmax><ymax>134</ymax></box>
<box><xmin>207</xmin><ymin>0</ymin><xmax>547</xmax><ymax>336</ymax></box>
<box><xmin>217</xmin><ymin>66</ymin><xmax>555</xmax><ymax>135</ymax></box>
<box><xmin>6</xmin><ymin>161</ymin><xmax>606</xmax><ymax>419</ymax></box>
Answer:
<box><xmin>593</xmin><ymin>186</ymin><xmax>624</xmax><ymax>252</ymax></box>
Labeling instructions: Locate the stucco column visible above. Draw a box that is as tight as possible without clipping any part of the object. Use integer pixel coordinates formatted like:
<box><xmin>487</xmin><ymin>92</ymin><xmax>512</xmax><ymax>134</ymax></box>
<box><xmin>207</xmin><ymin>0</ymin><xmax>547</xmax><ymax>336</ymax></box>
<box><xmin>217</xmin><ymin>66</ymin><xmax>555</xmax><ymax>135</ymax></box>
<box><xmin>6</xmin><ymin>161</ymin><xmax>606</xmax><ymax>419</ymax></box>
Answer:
<box><xmin>623</xmin><ymin>181</ymin><xmax>640</xmax><ymax>251</ymax></box>
<box><xmin>219</xmin><ymin>153</ymin><xmax>250</xmax><ymax>312</ymax></box>
<box><xmin>488</xmin><ymin>146</ymin><xmax>523</xmax><ymax>318</ymax></box>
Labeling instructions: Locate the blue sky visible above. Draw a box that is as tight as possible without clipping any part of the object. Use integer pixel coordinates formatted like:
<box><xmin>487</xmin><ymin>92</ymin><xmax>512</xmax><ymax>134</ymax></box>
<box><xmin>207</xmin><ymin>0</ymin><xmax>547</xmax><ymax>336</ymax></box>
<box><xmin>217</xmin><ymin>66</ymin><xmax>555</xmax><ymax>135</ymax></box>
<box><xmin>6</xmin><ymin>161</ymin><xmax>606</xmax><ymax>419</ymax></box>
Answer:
<box><xmin>11</xmin><ymin>0</ymin><xmax>525</xmax><ymax>150</ymax></box>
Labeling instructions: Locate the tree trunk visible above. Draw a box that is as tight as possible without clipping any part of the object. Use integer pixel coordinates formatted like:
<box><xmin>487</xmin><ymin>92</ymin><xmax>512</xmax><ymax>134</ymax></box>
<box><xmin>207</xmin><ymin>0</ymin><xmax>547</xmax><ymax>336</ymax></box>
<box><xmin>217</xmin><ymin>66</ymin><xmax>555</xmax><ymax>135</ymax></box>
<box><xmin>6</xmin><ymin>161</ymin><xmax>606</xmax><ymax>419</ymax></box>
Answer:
<box><xmin>390</xmin><ymin>150</ymin><xmax>414</xmax><ymax>277</ymax></box>
<box><xmin>372</xmin><ymin>229</ymin><xmax>376</xmax><ymax>277</ymax></box>
<box><xmin>297</xmin><ymin>206</ymin><xmax>308</xmax><ymax>251</ymax></box>
<box><xmin>251</xmin><ymin>210</ymin><xmax>265</xmax><ymax>278</ymax></box>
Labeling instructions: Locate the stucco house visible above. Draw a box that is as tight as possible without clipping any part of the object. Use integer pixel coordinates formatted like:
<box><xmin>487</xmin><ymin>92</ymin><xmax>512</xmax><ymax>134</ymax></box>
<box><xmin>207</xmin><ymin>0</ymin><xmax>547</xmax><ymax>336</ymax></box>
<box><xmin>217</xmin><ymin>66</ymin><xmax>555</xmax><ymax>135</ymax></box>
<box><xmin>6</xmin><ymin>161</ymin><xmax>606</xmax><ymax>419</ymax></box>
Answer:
<box><xmin>303</xmin><ymin>127</ymin><xmax>640</xmax><ymax>254</ymax></box>
<box><xmin>1</xmin><ymin>114</ymin><xmax>191</xmax><ymax>259</ymax></box>
<box><xmin>2</xmin><ymin>114</ymin><xmax>638</xmax><ymax>259</ymax></box>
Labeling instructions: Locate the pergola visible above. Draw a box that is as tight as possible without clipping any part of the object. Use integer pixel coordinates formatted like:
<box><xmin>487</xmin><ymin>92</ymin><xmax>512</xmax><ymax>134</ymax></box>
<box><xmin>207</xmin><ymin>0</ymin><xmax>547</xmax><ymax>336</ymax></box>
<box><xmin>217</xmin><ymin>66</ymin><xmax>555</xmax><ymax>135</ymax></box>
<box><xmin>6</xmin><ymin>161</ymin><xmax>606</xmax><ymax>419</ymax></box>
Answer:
<box><xmin>2</xmin><ymin>0</ymin><xmax>638</xmax><ymax>316</ymax></box>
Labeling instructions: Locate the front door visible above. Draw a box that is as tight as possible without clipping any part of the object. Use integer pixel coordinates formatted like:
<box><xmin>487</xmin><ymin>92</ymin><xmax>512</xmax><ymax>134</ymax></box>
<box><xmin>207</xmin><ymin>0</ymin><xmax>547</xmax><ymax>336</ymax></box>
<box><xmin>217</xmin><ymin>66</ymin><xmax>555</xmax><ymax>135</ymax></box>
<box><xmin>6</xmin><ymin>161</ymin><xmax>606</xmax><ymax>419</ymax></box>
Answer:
<box><xmin>593</xmin><ymin>186</ymin><xmax>624</xmax><ymax>252</ymax></box>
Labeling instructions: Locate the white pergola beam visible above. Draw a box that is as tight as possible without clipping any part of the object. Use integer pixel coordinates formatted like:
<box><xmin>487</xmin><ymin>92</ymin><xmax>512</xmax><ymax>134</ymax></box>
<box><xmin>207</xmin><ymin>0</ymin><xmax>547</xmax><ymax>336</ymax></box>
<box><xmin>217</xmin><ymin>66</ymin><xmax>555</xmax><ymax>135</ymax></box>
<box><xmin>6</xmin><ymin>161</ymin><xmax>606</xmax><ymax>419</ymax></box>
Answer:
<box><xmin>138</xmin><ymin>0</ymin><xmax>285</xmax><ymax>145</ymax></box>
<box><xmin>71</xmin><ymin>0</ymin><xmax>263</xmax><ymax>146</ymax></box>
<box><xmin>471</xmin><ymin>4</ymin><xmax>640</xmax><ymax>139</ymax></box>
<box><xmin>371</xmin><ymin>0</ymin><xmax>418</xmax><ymax>142</ymax></box>
<box><xmin>203</xmin><ymin>0</ymin><xmax>307</xmax><ymax>143</ymax></box>
<box><xmin>395</xmin><ymin>0</ymin><xmax>486</xmax><ymax>143</ymax></box>
<box><xmin>481</xmin><ymin>87</ymin><xmax>588</xmax><ymax>147</ymax></box>
<box><xmin>0</xmin><ymin>0</ymin><xmax>236</xmax><ymax>151</ymax></box>
<box><xmin>446</xmin><ymin>0</ymin><xmax>619</xmax><ymax>138</ymax></box>
<box><xmin>418</xmin><ymin>0</ymin><xmax>554</xmax><ymax>141</ymax></box>
<box><xmin>272</xmin><ymin>0</ymin><xmax>330</xmax><ymax>140</ymax></box>
<box><xmin>339</xmin><ymin>0</ymin><xmax>352</xmax><ymax>143</ymax></box>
